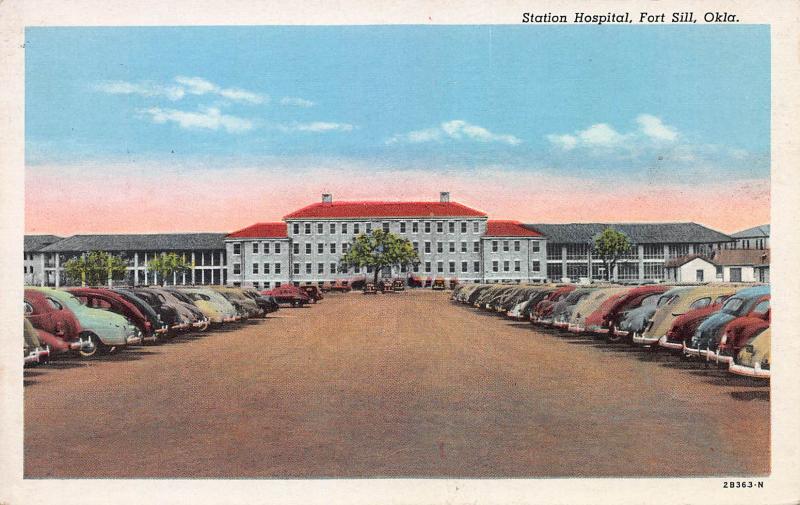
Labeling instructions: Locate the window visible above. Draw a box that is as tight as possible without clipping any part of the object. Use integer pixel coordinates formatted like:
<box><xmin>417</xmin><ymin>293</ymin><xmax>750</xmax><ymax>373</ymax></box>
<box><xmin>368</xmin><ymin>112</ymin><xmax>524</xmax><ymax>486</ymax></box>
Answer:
<box><xmin>532</xmin><ymin>241</ymin><xmax>540</xmax><ymax>253</ymax></box>
<box><xmin>730</xmin><ymin>267</ymin><xmax>742</xmax><ymax>282</ymax></box>
<box><xmin>424</xmin><ymin>262</ymin><xmax>431</xmax><ymax>273</ymax></box>
<box><xmin>353</xmin><ymin>223</ymin><xmax>360</xmax><ymax>234</ymax></box>
<box><xmin>305</xmin><ymin>263</ymin><xmax>312</xmax><ymax>274</ymax></box>
<box><xmin>689</xmin><ymin>297</ymin><xmax>712</xmax><ymax>310</ymax></box>
<box><xmin>449</xmin><ymin>241</ymin><xmax>455</xmax><ymax>253</ymax></box>
<box><xmin>514</xmin><ymin>241</ymin><xmax>520</xmax><ymax>252</ymax></box>
<box><xmin>318</xmin><ymin>263</ymin><xmax>324</xmax><ymax>274</ymax></box>
<box><xmin>461</xmin><ymin>222</ymin><xmax>467</xmax><ymax>233</ymax></box>
<box><xmin>293</xmin><ymin>223</ymin><xmax>300</xmax><ymax>234</ymax></box>
<box><xmin>233</xmin><ymin>263</ymin><xmax>241</xmax><ymax>274</ymax></box>
<box><xmin>354</xmin><ymin>266</ymin><xmax>361</xmax><ymax>273</ymax></box>
<box><xmin>318</xmin><ymin>243</ymin><xmax>324</xmax><ymax>254</ymax></box>
<box><xmin>437</xmin><ymin>222</ymin><xmax>443</xmax><ymax>233</ymax></box>
<box><xmin>400</xmin><ymin>222</ymin><xmax>406</xmax><ymax>233</ymax></box>
<box><xmin>275</xmin><ymin>282</ymin><xmax>281</xmax><ymax>287</ymax></box>
<box><xmin>366</xmin><ymin>223</ymin><xmax>372</xmax><ymax>233</ymax></box>
<box><xmin>330</xmin><ymin>223</ymin><xmax>336</xmax><ymax>234</ymax></box>
<box><xmin>504</xmin><ymin>261</ymin><xmax>510</xmax><ymax>272</ymax></box>
<box><xmin>293</xmin><ymin>243</ymin><xmax>300</xmax><ymax>254</ymax></box>
<box><xmin>330</xmin><ymin>262</ymin><xmax>337</xmax><ymax>274</ymax></box>
<box><xmin>547</xmin><ymin>263</ymin><xmax>563</xmax><ymax>280</ymax></box>
<box><xmin>668</xmin><ymin>244</ymin><xmax>689</xmax><ymax>258</ymax></box>
<box><xmin>643</xmin><ymin>263</ymin><xmax>663</xmax><ymax>280</ymax></box>
<box><xmin>696</xmin><ymin>269</ymin><xmax>704</xmax><ymax>282</ymax></box>
<box><xmin>566</xmin><ymin>244</ymin><xmax>590</xmax><ymax>260</ymax></box>
<box><xmin>275</xmin><ymin>243</ymin><xmax>281</xmax><ymax>254</ymax></box>
<box><xmin>253</xmin><ymin>263</ymin><xmax>259</xmax><ymax>274</ymax></box>
<box><xmin>330</xmin><ymin>243</ymin><xmax>336</xmax><ymax>254</ymax></box>
<box><xmin>424</xmin><ymin>222</ymin><xmax>431</xmax><ymax>233</ymax></box>
<box><xmin>342</xmin><ymin>223</ymin><xmax>348</xmax><ymax>234</ymax></box>
<box><xmin>752</xmin><ymin>300</ymin><xmax>770</xmax><ymax>314</ymax></box>
<box><xmin>252</xmin><ymin>282</ymin><xmax>260</xmax><ymax>290</ymax></box>
<box><xmin>253</xmin><ymin>243</ymin><xmax>259</xmax><ymax>254</ymax></box>
<box><xmin>474</xmin><ymin>241</ymin><xmax>480</xmax><ymax>253</ymax></box>
<box><xmin>492</xmin><ymin>241</ymin><xmax>498</xmax><ymax>252</ymax></box>
<box><xmin>382</xmin><ymin>222</ymin><xmax>390</xmax><ymax>232</ymax></box>
<box><xmin>275</xmin><ymin>263</ymin><xmax>281</xmax><ymax>274</ymax></box>
<box><xmin>547</xmin><ymin>244</ymin><xmax>563</xmax><ymax>261</ymax></box>
<box><xmin>412</xmin><ymin>263</ymin><xmax>419</xmax><ymax>273</ymax></box>
<box><xmin>461</xmin><ymin>261</ymin><xmax>468</xmax><ymax>273</ymax></box>
<box><xmin>449</xmin><ymin>261</ymin><xmax>455</xmax><ymax>273</ymax></box>
<box><xmin>305</xmin><ymin>223</ymin><xmax>311</xmax><ymax>234</ymax></box>
<box><xmin>437</xmin><ymin>242</ymin><xmax>443</xmax><ymax>253</ymax></box>
<box><xmin>473</xmin><ymin>261</ymin><xmax>480</xmax><ymax>272</ymax></box>
<box><xmin>401</xmin><ymin>264</ymin><xmax>407</xmax><ymax>273</ymax></box>
<box><xmin>305</xmin><ymin>243</ymin><xmax>312</xmax><ymax>254</ymax></box>
<box><xmin>448</xmin><ymin>222</ymin><xmax>455</xmax><ymax>233</ymax></box>
<box><xmin>264</xmin><ymin>263</ymin><xmax>270</xmax><ymax>274</ymax></box>
<box><xmin>413</xmin><ymin>241</ymin><xmax>419</xmax><ymax>252</ymax></box>
<box><xmin>233</xmin><ymin>243</ymin><xmax>241</xmax><ymax>255</ymax></box>
<box><xmin>293</xmin><ymin>263</ymin><xmax>300</xmax><ymax>274</ymax></box>
<box><xmin>342</xmin><ymin>243</ymin><xmax>349</xmax><ymax>253</ymax></box>
<box><xmin>461</xmin><ymin>241</ymin><xmax>467</xmax><ymax>253</ymax></box>
<box><xmin>317</xmin><ymin>223</ymin><xmax>324</xmax><ymax>234</ymax></box>
<box><xmin>424</xmin><ymin>241</ymin><xmax>431</xmax><ymax>253</ymax></box>
<box><xmin>437</xmin><ymin>261</ymin><xmax>444</xmax><ymax>273</ymax></box>
<box><xmin>412</xmin><ymin>222</ymin><xmax>419</xmax><ymax>233</ymax></box>
<box><xmin>473</xmin><ymin>221</ymin><xmax>479</xmax><ymax>233</ymax></box>
<box><xmin>532</xmin><ymin>261</ymin><xmax>540</xmax><ymax>272</ymax></box>
<box><xmin>492</xmin><ymin>261</ymin><xmax>499</xmax><ymax>272</ymax></box>
<box><xmin>503</xmin><ymin>241</ymin><xmax>509</xmax><ymax>252</ymax></box>
<box><xmin>264</xmin><ymin>243</ymin><xmax>270</xmax><ymax>254</ymax></box>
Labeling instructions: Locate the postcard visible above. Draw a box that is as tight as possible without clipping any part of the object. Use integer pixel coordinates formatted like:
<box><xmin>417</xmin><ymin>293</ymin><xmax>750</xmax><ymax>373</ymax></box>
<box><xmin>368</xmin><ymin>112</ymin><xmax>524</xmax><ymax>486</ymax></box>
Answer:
<box><xmin>1</xmin><ymin>0</ymin><xmax>798</xmax><ymax>503</ymax></box>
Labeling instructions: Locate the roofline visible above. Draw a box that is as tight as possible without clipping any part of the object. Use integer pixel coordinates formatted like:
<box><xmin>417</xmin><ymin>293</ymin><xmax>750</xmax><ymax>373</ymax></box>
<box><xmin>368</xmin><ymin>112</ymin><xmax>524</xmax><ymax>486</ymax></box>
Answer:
<box><xmin>282</xmin><ymin>200</ymin><xmax>488</xmax><ymax>220</ymax></box>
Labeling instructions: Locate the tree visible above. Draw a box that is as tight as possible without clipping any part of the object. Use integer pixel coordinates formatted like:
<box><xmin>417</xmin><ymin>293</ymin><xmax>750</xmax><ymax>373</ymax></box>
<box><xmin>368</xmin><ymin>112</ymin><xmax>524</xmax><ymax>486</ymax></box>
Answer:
<box><xmin>593</xmin><ymin>227</ymin><xmax>632</xmax><ymax>281</ymax></box>
<box><xmin>63</xmin><ymin>251</ymin><xmax>128</xmax><ymax>287</ymax></box>
<box><xmin>147</xmin><ymin>252</ymin><xmax>192</xmax><ymax>286</ymax></box>
<box><xmin>339</xmin><ymin>229</ymin><xmax>420</xmax><ymax>285</ymax></box>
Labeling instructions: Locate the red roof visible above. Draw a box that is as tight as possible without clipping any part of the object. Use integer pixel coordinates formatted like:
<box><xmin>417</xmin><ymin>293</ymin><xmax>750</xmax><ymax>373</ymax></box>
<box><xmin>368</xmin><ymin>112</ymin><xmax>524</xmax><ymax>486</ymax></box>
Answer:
<box><xmin>283</xmin><ymin>201</ymin><xmax>487</xmax><ymax>219</ymax></box>
<box><xmin>227</xmin><ymin>222</ymin><xmax>288</xmax><ymax>239</ymax></box>
<box><xmin>485</xmin><ymin>220</ymin><xmax>543</xmax><ymax>237</ymax></box>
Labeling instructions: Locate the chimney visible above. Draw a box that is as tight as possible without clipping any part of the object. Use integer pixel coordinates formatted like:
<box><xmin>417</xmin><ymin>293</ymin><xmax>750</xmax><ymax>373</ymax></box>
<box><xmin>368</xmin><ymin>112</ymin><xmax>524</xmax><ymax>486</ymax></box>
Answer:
<box><xmin>439</xmin><ymin>191</ymin><xmax>450</xmax><ymax>203</ymax></box>
<box><xmin>322</xmin><ymin>193</ymin><xmax>333</xmax><ymax>205</ymax></box>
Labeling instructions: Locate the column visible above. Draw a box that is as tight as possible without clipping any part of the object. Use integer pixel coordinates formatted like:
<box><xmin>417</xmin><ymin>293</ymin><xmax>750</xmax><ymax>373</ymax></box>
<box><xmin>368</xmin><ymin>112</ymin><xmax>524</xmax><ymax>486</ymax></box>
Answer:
<box><xmin>40</xmin><ymin>254</ymin><xmax>46</xmax><ymax>287</ymax></box>
<box><xmin>638</xmin><ymin>245</ymin><xmax>645</xmax><ymax>281</ymax></box>
<box><xmin>134</xmin><ymin>252</ymin><xmax>139</xmax><ymax>286</ymax></box>
<box><xmin>201</xmin><ymin>268</ymin><xmax>205</xmax><ymax>285</ymax></box>
<box><xmin>191</xmin><ymin>251</ymin><xmax>196</xmax><ymax>284</ymax></box>
<box><xmin>561</xmin><ymin>245</ymin><xmax>567</xmax><ymax>281</ymax></box>
<box><xmin>688</xmin><ymin>243</ymin><xmax>695</xmax><ymax>254</ymax></box>
<box><xmin>144</xmin><ymin>253</ymin><xmax>149</xmax><ymax>285</ymax></box>
<box><xmin>182</xmin><ymin>253</ymin><xmax>187</xmax><ymax>285</ymax></box>
<box><xmin>54</xmin><ymin>254</ymin><xmax>60</xmax><ymax>287</ymax></box>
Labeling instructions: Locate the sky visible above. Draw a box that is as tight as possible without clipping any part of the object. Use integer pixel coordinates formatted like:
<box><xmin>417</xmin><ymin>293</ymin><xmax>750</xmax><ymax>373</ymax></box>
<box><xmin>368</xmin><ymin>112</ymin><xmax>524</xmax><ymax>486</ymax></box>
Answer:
<box><xmin>25</xmin><ymin>25</ymin><xmax>770</xmax><ymax>234</ymax></box>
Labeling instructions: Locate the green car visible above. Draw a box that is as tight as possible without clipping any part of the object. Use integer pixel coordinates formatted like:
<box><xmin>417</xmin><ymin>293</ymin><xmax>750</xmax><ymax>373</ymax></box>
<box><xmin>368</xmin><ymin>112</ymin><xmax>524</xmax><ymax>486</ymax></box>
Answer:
<box><xmin>30</xmin><ymin>287</ymin><xmax>142</xmax><ymax>357</ymax></box>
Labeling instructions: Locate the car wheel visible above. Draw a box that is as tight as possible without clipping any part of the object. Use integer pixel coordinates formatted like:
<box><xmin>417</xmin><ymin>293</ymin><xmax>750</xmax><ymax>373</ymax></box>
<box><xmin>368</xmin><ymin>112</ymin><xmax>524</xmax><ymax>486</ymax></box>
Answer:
<box><xmin>198</xmin><ymin>320</ymin><xmax>209</xmax><ymax>332</ymax></box>
<box><xmin>78</xmin><ymin>332</ymin><xmax>107</xmax><ymax>358</ymax></box>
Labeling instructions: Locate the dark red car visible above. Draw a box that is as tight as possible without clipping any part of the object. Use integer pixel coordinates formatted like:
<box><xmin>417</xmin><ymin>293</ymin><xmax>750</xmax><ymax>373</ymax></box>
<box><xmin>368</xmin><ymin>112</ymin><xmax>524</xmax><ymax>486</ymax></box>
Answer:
<box><xmin>261</xmin><ymin>285</ymin><xmax>310</xmax><ymax>307</ymax></box>
<box><xmin>328</xmin><ymin>280</ymin><xmax>352</xmax><ymax>292</ymax></box>
<box><xmin>716</xmin><ymin>299</ymin><xmax>770</xmax><ymax>365</ymax></box>
<box><xmin>24</xmin><ymin>288</ymin><xmax>86</xmax><ymax>354</ymax></box>
<box><xmin>300</xmin><ymin>285</ymin><xmax>324</xmax><ymax>303</ymax></box>
<box><xmin>592</xmin><ymin>285</ymin><xmax>669</xmax><ymax>341</ymax></box>
<box><xmin>663</xmin><ymin>300</ymin><xmax>729</xmax><ymax>351</ymax></box>
<box><xmin>67</xmin><ymin>287</ymin><xmax>155</xmax><ymax>342</ymax></box>
<box><xmin>531</xmin><ymin>285</ymin><xmax>576</xmax><ymax>323</ymax></box>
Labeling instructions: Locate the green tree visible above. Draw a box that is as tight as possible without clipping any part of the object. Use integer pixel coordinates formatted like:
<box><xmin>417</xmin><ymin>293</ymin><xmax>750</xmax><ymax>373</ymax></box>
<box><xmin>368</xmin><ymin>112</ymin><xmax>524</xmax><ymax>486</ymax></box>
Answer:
<box><xmin>340</xmin><ymin>229</ymin><xmax>419</xmax><ymax>285</ymax></box>
<box><xmin>63</xmin><ymin>251</ymin><xmax>128</xmax><ymax>287</ymax></box>
<box><xmin>147</xmin><ymin>252</ymin><xmax>192</xmax><ymax>286</ymax></box>
<box><xmin>593</xmin><ymin>227</ymin><xmax>632</xmax><ymax>281</ymax></box>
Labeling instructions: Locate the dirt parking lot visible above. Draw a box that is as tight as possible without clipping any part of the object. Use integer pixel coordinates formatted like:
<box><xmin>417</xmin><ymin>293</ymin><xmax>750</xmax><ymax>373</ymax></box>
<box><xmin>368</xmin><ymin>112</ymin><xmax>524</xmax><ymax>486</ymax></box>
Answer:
<box><xmin>24</xmin><ymin>290</ymin><xmax>769</xmax><ymax>478</ymax></box>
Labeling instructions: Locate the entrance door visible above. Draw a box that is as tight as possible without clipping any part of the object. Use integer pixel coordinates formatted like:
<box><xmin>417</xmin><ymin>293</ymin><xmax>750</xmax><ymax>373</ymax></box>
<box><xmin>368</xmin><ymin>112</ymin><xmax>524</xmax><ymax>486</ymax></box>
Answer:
<box><xmin>730</xmin><ymin>267</ymin><xmax>742</xmax><ymax>282</ymax></box>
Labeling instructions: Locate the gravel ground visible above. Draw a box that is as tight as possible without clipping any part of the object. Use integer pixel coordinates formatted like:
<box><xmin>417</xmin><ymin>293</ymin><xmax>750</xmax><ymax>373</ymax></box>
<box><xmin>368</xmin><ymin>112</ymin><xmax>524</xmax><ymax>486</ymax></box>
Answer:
<box><xmin>24</xmin><ymin>290</ymin><xmax>769</xmax><ymax>478</ymax></box>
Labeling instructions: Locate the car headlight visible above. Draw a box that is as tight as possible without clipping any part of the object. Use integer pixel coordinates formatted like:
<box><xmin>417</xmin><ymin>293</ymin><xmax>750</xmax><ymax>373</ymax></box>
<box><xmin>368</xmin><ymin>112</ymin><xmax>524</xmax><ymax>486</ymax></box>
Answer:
<box><xmin>720</xmin><ymin>334</ymin><xmax>728</xmax><ymax>345</ymax></box>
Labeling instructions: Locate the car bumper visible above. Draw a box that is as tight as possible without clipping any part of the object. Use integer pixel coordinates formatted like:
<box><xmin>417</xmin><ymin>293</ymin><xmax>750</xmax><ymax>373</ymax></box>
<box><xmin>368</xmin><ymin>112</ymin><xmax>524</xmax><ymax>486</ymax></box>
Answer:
<box><xmin>632</xmin><ymin>333</ymin><xmax>660</xmax><ymax>345</ymax></box>
<box><xmin>657</xmin><ymin>335</ymin><xmax>684</xmax><ymax>350</ymax></box>
<box><xmin>69</xmin><ymin>336</ymin><xmax>95</xmax><ymax>351</ymax></box>
<box><xmin>715</xmin><ymin>352</ymin><xmax>734</xmax><ymax>365</ymax></box>
<box><xmin>729</xmin><ymin>361</ymin><xmax>770</xmax><ymax>379</ymax></box>
<box><xmin>567</xmin><ymin>323</ymin><xmax>584</xmax><ymax>333</ymax></box>
<box><xmin>683</xmin><ymin>343</ymin><xmax>702</xmax><ymax>357</ymax></box>
<box><xmin>126</xmin><ymin>333</ymin><xmax>143</xmax><ymax>345</ymax></box>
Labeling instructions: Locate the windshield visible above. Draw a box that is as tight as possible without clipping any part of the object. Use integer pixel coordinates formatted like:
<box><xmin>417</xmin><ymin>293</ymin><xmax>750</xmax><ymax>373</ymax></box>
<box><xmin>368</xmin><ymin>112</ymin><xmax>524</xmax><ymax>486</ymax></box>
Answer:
<box><xmin>721</xmin><ymin>297</ymin><xmax>744</xmax><ymax>315</ymax></box>
<box><xmin>752</xmin><ymin>300</ymin><xmax>770</xmax><ymax>314</ymax></box>
<box><xmin>689</xmin><ymin>297</ymin><xmax>711</xmax><ymax>310</ymax></box>
<box><xmin>54</xmin><ymin>293</ymin><xmax>82</xmax><ymax>310</ymax></box>
<box><xmin>640</xmin><ymin>294</ymin><xmax>660</xmax><ymax>307</ymax></box>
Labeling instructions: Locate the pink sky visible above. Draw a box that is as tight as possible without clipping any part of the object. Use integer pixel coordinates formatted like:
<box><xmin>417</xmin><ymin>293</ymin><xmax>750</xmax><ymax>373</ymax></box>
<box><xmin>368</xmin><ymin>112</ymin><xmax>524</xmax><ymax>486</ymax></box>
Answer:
<box><xmin>25</xmin><ymin>163</ymin><xmax>769</xmax><ymax>236</ymax></box>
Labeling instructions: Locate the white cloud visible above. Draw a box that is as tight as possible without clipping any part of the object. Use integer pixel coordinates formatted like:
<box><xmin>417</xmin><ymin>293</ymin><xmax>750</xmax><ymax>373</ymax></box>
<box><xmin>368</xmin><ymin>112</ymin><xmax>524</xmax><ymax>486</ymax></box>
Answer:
<box><xmin>636</xmin><ymin>114</ymin><xmax>678</xmax><ymax>141</ymax></box>
<box><xmin>577</xmin><ymin>123</ymin><xmax>626</xmax><ymax>146</ymax></box>
<box><xmin>95</xmin><ymin>76</ymin><xmax>266</xmax><ymax>104</ymax></box>
<box><xmin>546</xmin><ymin>134</ymin><xmax>578</xmax><ymax>151</ymax></box>
<box><xmin>278</xmin><ymin>121</ymin><xmax>355</xmax><ymax>132</ymax></box>
<box><xmin>388</xmin><ymin>120</ymin><xmax>521</xmax><ymax>145</ymax></box>
<box><xmin>140</xmin><ymin>106</ymin><xmax>253</xmax><ymax>133</ymax></box>
<box><xmin>280</xmin><ymin>96</ymin><xmax>315</xmax><ymax>108</ymax></box>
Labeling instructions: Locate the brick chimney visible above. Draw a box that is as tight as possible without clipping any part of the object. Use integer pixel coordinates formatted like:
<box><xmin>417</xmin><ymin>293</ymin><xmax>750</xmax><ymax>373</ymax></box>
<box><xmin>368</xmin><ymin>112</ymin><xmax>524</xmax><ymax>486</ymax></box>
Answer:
<box><xmin>322</xmin><ymin>193</ymin><xmax>333</xmax><ymax>205</ymax></box>
<box><xmin>440</xmin><ymin>191</ymin><xmax>450</xmax><ymax>203</ymax></box>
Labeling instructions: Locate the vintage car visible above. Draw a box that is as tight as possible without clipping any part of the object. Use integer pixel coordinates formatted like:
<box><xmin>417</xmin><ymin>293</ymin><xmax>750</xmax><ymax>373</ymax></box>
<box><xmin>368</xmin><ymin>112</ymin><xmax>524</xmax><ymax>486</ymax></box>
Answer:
<box><xmin>164</xmin><ymin>288</ymin><xmax>213</xmax><ymax>329</ymax></box>
<box><xmin>550</xmin><ymin>288</ymin><xmax>596</xmax><ymax>328</ymax></box>
<box><xmin>212</xmin><ymin>286</ymin><xmax>263</xmax><ymax>318</ymax></box>
<box><xmin>617</xmin><ymin>286</ymin><xmax>691</xmax><ymax>342</ymax></box>
<box><xmin>586</xmin><ymin>285</ymin><xmax>669</xmax><ymax>341</ymax></box>
<box><xmin>349</xmin><ymin>276</ymin><xmax>367</xmax><ymax>290</ymax></box>
<box><xmin>328</xmin><ymin>280</ymin><xmax>352</xmax><ymax>292</ymax></box>
<box><xmin>531</xmin><ymin>285</ymin><xmax>576</xmax><ymax>324</ymax></box>
<box><xmin>423</xmin><ymin>277</ymin><xmax>433</xmax><ymax>288</ymax></box>
<box><xmin>407</xmin><ymin>275</ymin><xmax>424</xmax><ymax>288</ymax></box>
<box><xmin>24</xmin><ymin>319</ymin><xmax>50</xmax><ymax>365</ymax></box>
<box><xmin>175</xmin><ymin>287</ymin><xmax>240</xmax><ymax>324</ymax></box>
<box><xmin>432</xmin><ymin>278</ymin><xmax>446</xmax><ymax>290</ymax></box>
<box><xmin>67</xmin><ymin>287</ymin><xmax>158</xmax><ymax>342</ymax></box>
<box><xmin>262</xmin><ymin>285</ymin><xmax>310</xmax><ymax>307</ymax></box>
<box><xmin>300</xmin><ymin>285</ymin><xmax>324</xmax><ymax>303</ymax></box>
<box><xmin>687</xmin><ymin>286</ymin><xmax>770</xmax><ymax>359</ymax></box>
<box><xmin>449</xmin><ymin>278</ymin><xmax>459</xmax><ymax>289</ymax></box>
<box><xmin>392</xmin><ymin>278</ymin><xmax>406</xmax><ymax>291</ymax></box>
<box><xmin>507</xmin><ymin>287</ymin><xmax>554</xmax><ymax>320</ymax></box>
<box><xmin>24</xmin><ymin>288</ymin><xmax>90</xmax><ymax>354</ymax></box>
<box><xmin>716</xmin><ymin>302</ymin><xmax>770</xmax><ymax>365</ymax></box>
<box><xmin>111</xmin><ymin>288</ymin><xmax>169</xmax><ymax>339</ymax></box>
<box><xmin>363</xmin><ymin>282</ymin><xmax>379</xmax><ymax>294</ymax></box>
<box><xmin>661</xmin><ymin>301</ymin><xmax>728</xmax><ymax>354</ymax></box>
<box><xmin>566</xmin><ymin>287</ymin><xmax>629</xmax><ymax>333</ymax></box>
<box><xmin>130</xmin><ymin>287</ymin><xmax>189</xmax><ymax>333</ymax></box>
<box><xmin>30</xmin><ymin>287</ymin><xmax>141</xmax><ymax>356</ymax></box>
<box><xmin>240</xmin><ymin>288</ymin><xmax>280</xmax><ymax>314</ymax></box>
<box><xmin>728</xmin><ymin>327</ymin><xmax>770</xmax><ymax>379</ymax></box>
<box><xmin>633</xmin><ymin>284</ymin><xmax>741</xmax><ymax>349</ymax></box>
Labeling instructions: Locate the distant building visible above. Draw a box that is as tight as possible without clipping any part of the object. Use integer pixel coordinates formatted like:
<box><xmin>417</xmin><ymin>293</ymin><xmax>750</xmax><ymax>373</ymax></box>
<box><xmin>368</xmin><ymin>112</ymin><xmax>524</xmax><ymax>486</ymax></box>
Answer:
<box><xmin>24</xmin><ymin>235</ymin><xmax>62</xmax><ymax>286</ymax></box>
<box><xmin>664</xmin><ymin>254</ymin><xmax>719</xmax><ymax>283</ymax></box>
<box><xmin>728</xmin><ymin>224</ymin><xmax>770</xmax><ymax>250</ymax></box>
<box><xmin>712</xmin><ymin>249</ymin><xmax>770</xmax><ymax>283</ymax></box>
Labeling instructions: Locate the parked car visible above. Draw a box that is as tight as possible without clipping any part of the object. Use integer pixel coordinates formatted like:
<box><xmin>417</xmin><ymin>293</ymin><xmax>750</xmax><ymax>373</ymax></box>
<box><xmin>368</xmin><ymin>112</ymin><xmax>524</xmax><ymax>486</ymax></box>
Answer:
<box><xmin>111</xmin><ymin>288</ymin><xmax>170</xmax><ymax>339</ymax></box>
<box><xmin>687</xmin><ymin>286</ymin><xmax>770</xmax><ymax>359</ymax></box>
<box><xmin>728</xmin><ymin>327</ymin><xmax>770</xmax><ymax>379</ymax></box>
<box><xmin>407</xmin><ymin>275</ymin><xmax>424</xmax><ymax>288</ymax></box>
<box><xmin>24</xmin><ymin>318</ymin><xmax>50</xmax><ymax>365</ymax></box>
<box><xmin>24</xmin><ymin>288</ymin><xmax>91</xmax><ymax>354</ymax></box>
<box><xmin>363</xmin><ymin>282</ymin><xmax>379</xmax><ymax>294</ymax></box>
<box><xmin>392</xmin><ymin>278</ymin><xmax>406</xmax><ymax>291</ymax></box>
<box><xmin>432</xmin><ymin>278</ymin><xmax>446</xmax><ymax>290</ymax></box>
<box><xmin>240</xmin><ymin>288</ymin><xmax>280</xmax><ymax>314</ymax></box>
<box><xmin>449</xmin><ymin>278</ymin><xmax>459</xmax><ymax>289</ymax></box>
<box><xmin>130</xmin><ymin>288</ymin><xmax>188</xmax><ymax>333</ymax></box>
<box><xmin>68</xmin><ymin>287</ymin><xmax>157</xmax><ymax>342</ymax></box>
<box><xmin>531</xmin><ymin>285</ymin><xmax>576</xmax><ymax>324</ymax></box>
<box><xmin>566</xmin><ymin>287</ymin><xmax>628</xmax><ymax>333</ymax></box>
<box><xmin>300</xmin><ymin>285</ymin><xmax>324</xmax><ymax>303</ymax></box>
<box><xmin>550</xmin><ymin>288</ymin><xmax>596</xmax><ymax>328</ymax></box>
<box><xmin>212</xmin><ymin>286</ymin><xmax>263</xmax><ymax>319</ymax></box>
<box><xmin>716</xmin><ymin>302</ymin><xmax>770</xmax><ymax>365</ymax></box>
<box><xmin>662</xmin><ymin>300</ymin><xmax>728</xmax><ymax>355</ymax></box>
<box><xmin>175</xmin><ymin>286</ymin><xmax>239</xmax><ymax>324</ymax></box>
<box><xmin>587</xmin><ymin>285</ymin><xmax>669</xmax><ymax>342</ymax></box>
<box><xmin>29</xmin><ymin>287</ymin><xmax>140</xmax><ymax>357</ymax></box>
<box><xmin>328</xmin><ymin>280</ymin><xmax>352</xmax><ymax>292</ymax></box>
<box><xmin>163</xmin><ymin>288</ymin><xmax>212</xmax><ymax>329</ymax></box>
<box><xmin>262</xmin><ymin>285</ymin><xmax>310</xmax><ymax>307</ymax></box>
<box><xmin>618</xmin><ymin>286</ymin><xmax>692</xmax><ymax>343</ymax></box>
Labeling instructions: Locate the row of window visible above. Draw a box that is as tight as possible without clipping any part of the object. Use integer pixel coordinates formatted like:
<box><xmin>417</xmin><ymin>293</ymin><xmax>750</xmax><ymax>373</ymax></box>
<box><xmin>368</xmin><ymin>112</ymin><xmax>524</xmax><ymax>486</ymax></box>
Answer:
<box><xmin>290</xmin><ymin>220</ymin><xmax>483</xmax><ymax>236</ymax></box>
<box><xmin>488</xmin><ymin>260</ymin><xmax>541</xmax><ymax>273</ymax></box>
<box><xmin>233</xmin><ymin>242</ymin><xmax>283</xmax><ymax>255</ymax></box>
<box><xmin>490</xmin><ymin>240</ymin><xmax>538</xmax><ymax>253</ymax></box>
